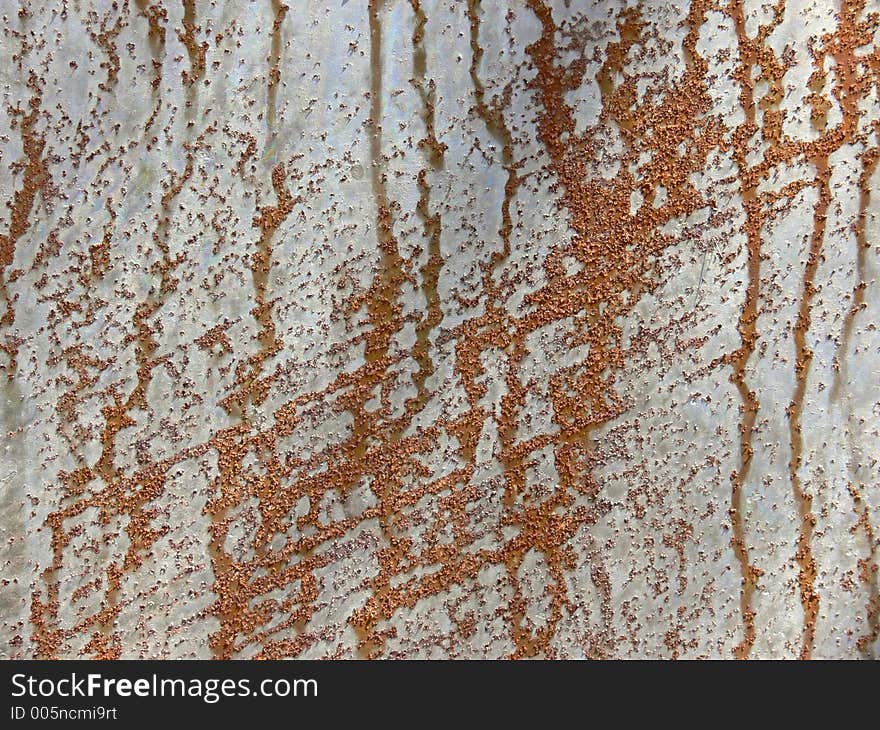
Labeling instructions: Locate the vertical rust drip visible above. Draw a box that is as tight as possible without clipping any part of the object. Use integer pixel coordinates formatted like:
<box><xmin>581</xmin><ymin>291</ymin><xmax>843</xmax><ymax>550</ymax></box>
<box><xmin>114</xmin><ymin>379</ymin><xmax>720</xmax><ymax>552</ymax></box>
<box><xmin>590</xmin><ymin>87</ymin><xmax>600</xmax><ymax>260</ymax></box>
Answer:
<box><xmin>178</xmin><ymin>0</ymin><xmax>206</xmax><ymax>117</ymax></box>
<box><xmin>366</xmin><ymin>0</ymin><xmax>406</xmax><ymax>347</ymax></box>
<box><xmin>831</xmin><ymin>0</ymin><xmax>877</xmax><ymax>660</ymax></box>
<box><xmin>848</xmin><ymin>483</ymin><xmax>879</xmax><ymax>656</ymax></box>
<box><xmin>179</xmin><ymin>0</ymin><xmax>206</xmax><ymax>84</ymax></box>
<box><xmin>0</xmin><ymin>73</ymin><xmax>52</xmax><ymax>377</ymax></box>
<box><xmin>348</xmin><ymin>0</ymin><xmax>409</xmax><ymax>658</ymax></box>
<box><xmin>134</xmin><ymin>0</ymin><xmax>167</xmax><ymax>134</ymax></box>
<box><xmin>786</xmin><ymin>0</ymin><xmax>867</xmax><ymax>659</ymax></box>
<box><xmin>831</xmin><ymin>139</ymin><xmax>878</xmax><ymax>403</ymax></box>
<box><xmin>466</xmin><ymin>0</ymin><xmax>517</xmax><ymax>279</ymax></box>
<box><xmin>786</xmin><ymin>159</ymin><xmax>828</xmax><ymax>660</ymax></box>
<box><xmin>408</xmin><ymin>0</ymin><xmax>446</xmax><ymax>417</ymax></box>
<box><xmin>835</xmin><ymin>139</ymin><xmax>879</xmax><ymax>657</ymax></box>
<box><xmin>267</xmin><ymin>0</ymin><xmax>288</xmax><ymax>137</ymax></box>
<box><xmin>248</xmin><ymin>163</ymin><xmax>294</xmax><ymax>395</ymax></box>
<box><xmin>726</xmin><ymin>0</ymin><xmax>763</xmax><ymax>660</ymax></box>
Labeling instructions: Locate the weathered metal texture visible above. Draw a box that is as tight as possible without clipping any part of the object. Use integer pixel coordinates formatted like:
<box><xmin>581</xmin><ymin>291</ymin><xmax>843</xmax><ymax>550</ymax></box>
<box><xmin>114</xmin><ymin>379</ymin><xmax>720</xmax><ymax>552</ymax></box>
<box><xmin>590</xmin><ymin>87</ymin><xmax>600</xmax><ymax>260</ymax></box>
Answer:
<box><xmin>0</xmin><ymin>0</ymin><xmax>878</xmax><ymax>660</ymax></box>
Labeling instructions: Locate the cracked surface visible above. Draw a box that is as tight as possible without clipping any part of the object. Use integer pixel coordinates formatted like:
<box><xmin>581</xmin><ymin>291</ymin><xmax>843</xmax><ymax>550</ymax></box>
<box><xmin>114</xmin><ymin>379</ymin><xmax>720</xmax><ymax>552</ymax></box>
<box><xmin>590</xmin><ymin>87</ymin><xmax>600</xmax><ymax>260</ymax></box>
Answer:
<box><xmin>0</xmin><ymin>0</ymin><xmax>878</xmax><ymax>659</ymax></box>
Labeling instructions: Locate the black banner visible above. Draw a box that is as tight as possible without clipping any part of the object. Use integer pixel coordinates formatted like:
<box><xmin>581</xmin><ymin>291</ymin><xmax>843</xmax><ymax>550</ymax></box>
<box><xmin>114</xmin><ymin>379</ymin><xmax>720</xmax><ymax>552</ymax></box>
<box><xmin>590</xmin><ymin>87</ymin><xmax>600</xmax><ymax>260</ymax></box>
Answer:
<box><xmin>0</xmin><ymin>660</ymin><xmax>869</xmax><ymax>724</ymax></box>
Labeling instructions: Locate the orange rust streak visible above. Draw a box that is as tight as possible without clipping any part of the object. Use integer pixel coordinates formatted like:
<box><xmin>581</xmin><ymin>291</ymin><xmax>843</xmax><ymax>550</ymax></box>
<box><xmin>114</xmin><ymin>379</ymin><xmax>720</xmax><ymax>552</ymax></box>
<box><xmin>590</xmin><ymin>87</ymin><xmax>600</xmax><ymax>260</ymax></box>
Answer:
<box><xmin>134</xmin><ymin>0</ymin><xmax>167</xmax><ymax>134</ymax></box>
<box><xmin>726</xmin><ymin>0</ymin><xmax>765</xmax><ymax>660</ymax></box>
<box><xmin>787</xmin><ymin>161</ymin><xmax>828</xmax><ymax>661</ymax></box>
<box><xmin>0</xmin><ymin>74</ymin><xmax>52</xmax><ymax>376</ymax></box>
<box><xmin>267</xmin><ymin>1</ymin><xmax>288</xmax><ymax>136</ymax></box>
<box><xmin>179</xmin><ymin>0</ymin><xmax>206</xmax><ymax>85</ymax></box>
<box><xmin>408</xmin><ymin>0</ymin><xmax>446</xmax><ymax>419</ymax></box>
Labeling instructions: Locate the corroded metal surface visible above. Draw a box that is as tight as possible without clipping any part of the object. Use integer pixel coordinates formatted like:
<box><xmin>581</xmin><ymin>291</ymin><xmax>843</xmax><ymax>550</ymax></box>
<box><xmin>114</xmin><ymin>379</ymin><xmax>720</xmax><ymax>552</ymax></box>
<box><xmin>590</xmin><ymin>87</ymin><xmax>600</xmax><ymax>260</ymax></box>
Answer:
<box><xmin>0</xmin><ymin>0</ymin><xmax>878</xmax><ymax>659</ymax></box>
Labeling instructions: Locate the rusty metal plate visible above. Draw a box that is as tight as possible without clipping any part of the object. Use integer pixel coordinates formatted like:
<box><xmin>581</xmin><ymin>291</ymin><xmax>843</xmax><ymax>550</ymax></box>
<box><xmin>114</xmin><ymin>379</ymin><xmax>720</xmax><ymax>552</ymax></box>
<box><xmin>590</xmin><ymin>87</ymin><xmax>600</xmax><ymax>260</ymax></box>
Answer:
<box><xmin>0</xmin><ymin>0</ymin><xmax>878</xmax><ymax>659</ymax></box>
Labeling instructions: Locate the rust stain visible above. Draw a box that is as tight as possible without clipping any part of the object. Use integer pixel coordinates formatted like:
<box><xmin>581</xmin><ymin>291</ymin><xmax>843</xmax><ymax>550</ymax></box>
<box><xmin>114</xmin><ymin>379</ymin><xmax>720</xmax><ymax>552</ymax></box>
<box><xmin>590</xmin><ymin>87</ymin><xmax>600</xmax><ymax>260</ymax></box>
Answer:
<box><xmin>848</xmin><ymin>482</ymin><xmax>879</xmax><ymax>657</ymax></box>
<box><xmin>787</xmin><ymin>156</ymin><xmax>827</xmax><ymax>661</ymax></box>
<box><xmin>134</xmin><ymin>0</ymin><xmax>168</xmax><ymax>134</ymax></box>
<box><xmin>267</xmin><ymin>0</ymin><xmax>289</xmax><ymax>137</ymax></box>
<box><xmin>724</xmin><ymin>0</ymin><xmax>772</xmax><ymax>660</ymax></box>
<box><xmin>87</xmin><ymin>5</ymin><xmax>124</xmax><ymax>94</ymax></box>
<box><xmin>784</xmin><ymin>0</ymin><xmax>871</xmax><ymax>659</ymax></box>
<box><xmin>1</xmin><ymin>73</ymin><xmax>54</xmax><ymax>377</ymax></box>
<box><xmin>408</xmin><ymin>0</ymin><xmax>446</xmax><ymax>418</ymax></box>
<box><xmin>6</xmin><ymin>0</ymin><xmax>880</xmax><ymax>661</ymax></box>
<box><xmin>179</xmin><ymin>0</ymin><xmax>206</xmax><ymax>86</ymax></box>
